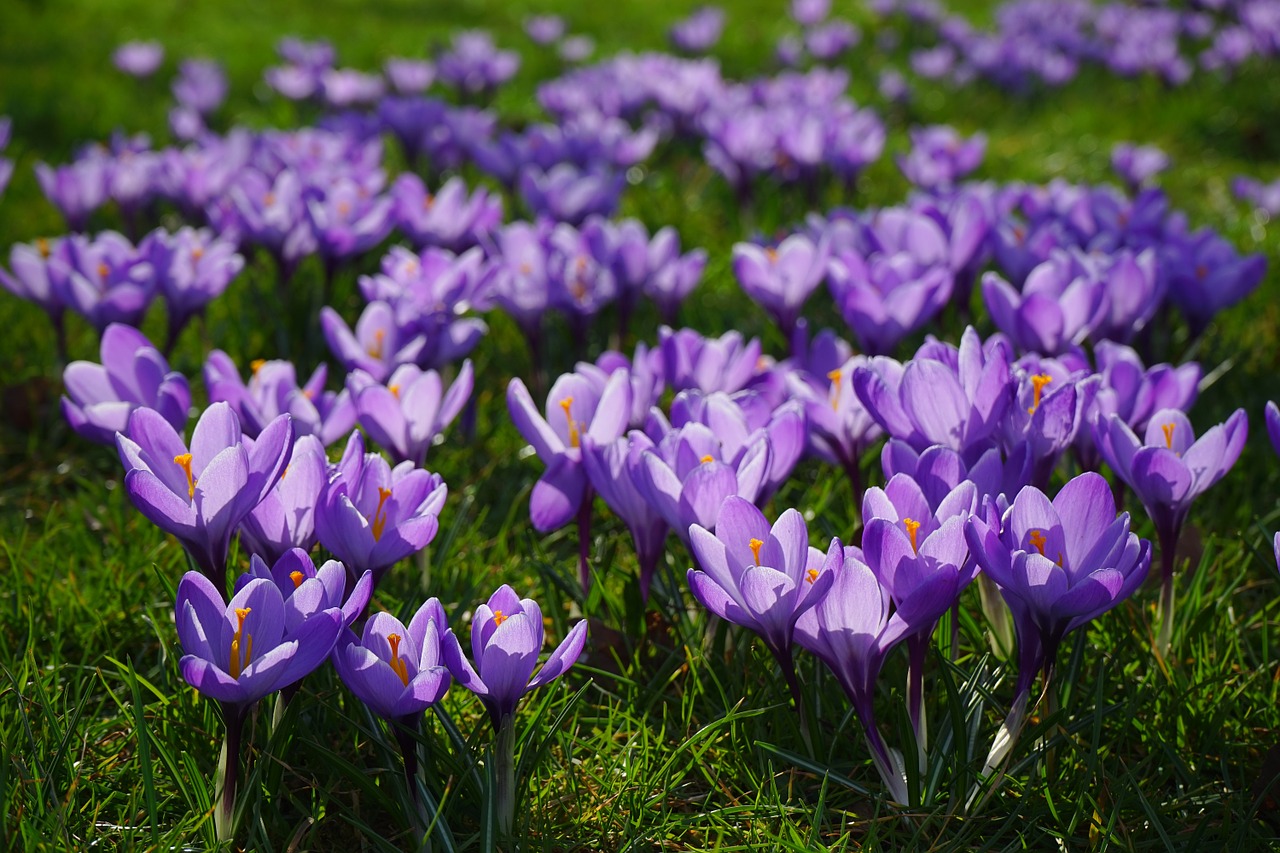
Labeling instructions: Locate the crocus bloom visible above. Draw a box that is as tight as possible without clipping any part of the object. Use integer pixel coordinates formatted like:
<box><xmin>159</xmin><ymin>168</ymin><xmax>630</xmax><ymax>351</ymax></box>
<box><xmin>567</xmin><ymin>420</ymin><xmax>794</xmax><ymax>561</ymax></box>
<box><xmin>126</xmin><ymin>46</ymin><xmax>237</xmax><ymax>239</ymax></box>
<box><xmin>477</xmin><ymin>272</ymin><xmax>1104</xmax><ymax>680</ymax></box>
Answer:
<box><xmin>687</xmin><ymin>497</ymin><xmax>838</xmax><ymax>714</ymax></box>
<box><xmin>1</xmin><ymin>238</ymin><xmax>66</xmax><ymax>330</ymax></box>
<box><xmin>436</xmin><ymin>30</ymin><xmax>520</xmax><ymax>96</ymax></box>
<box><xmin>334</xmin><ymin>599</ymin><xmax>451</xmax><ymax>720</ymax></box>
<box><xmin>172</xmin><ymin>59</ymin><xmax>228</xmax><ymax>115</ymax></box>
<box><xmin>384</xmin><ymin>58</ymin><xmax>435</xmax><ymax>94</ymax></box>
<box><xmin>897</xmin><ymin>125</ymin><xmax>986</xmax><ymax>190</ymax></box>
<box><xmin>36</xmin><ymin>157</ymin><xmax>109</xmax><ymax>231</ymax></box>
<box><xmin>964</xmin><ymin>473</ymin><xmax>1150</xmax><ymax>768</ymax></box>
<box><xmin>50</xmin><ymin>231</ymin><xmax>158</xmax><ymax>331</ymax></box>
<box><xmin>114</xmin><ymin>41</ymin><xmax>164</xmax><ymax>77</ymax></box>
<box><xmin>239</xmin><ymin>549</ymin><xmax>372</xmax><ymax>633</ymax></box>
<box><xmin>1094</xmin><ymin>408</ymin><xmax>1246</xmax><ymax>651</ymax></box>
<box><xmin>732</xmin><ymin>234</ymin><xmax>829</xmax><ymax>339</ymax></box>
<box><xmin>118</xmin><ymin>403</ymin><xmax>292</xmax><ymax>587</ymax></box>
<box><xmin>1111</xmin><ymin>142</ymin><xmax>1169</xmax><ymax>190</ymax></box>
<box><xmin>347</xmin><ymin>360</ymin><xmax>474</xmax><ymax>466</ymax></box>
<box><xmin>524</xmin><ymin>15</ymin><xmax>566</xmax><ymax>45</ymax></box>
<box><xmin>146</xmin><ymin>226</ymin><xmax>244</xmax><ymax>348</ymax></box>
<box><xmin>1002</xmin><ymin>360</ymin><xmax>1099</xmax><ymax>488</ymax></box>
<box><xmin>508</xmin><ymin>368</ymin><xmax>631</xmax><ymax>534</ymax></box>
<box><xmin>1232</xmin><ymin>176</ymin><xmax>1280</xmax><ymax>217</ymax></box>
<box><xmin>442</xmin><ymin>585</ymin><xmax>588</xmax><ymax>730</ymax></box>
<box><xmin>581</xmin><ymin>432</ymin><xmax>670</xmax><ymax>602</ymax></box>
<box><xmin>659</xmin><ymin>327</ymin><xmax>762</xmax><ymax>396</ymax></box>
<box><xmin>205</xmin><ymin>351</ymin><xmax>355</xmax><ymax>446</ymax></box>
<box><xmin>670</xmin><ymin>6</ymin><xmax>726</xmax><ymax>53</ymax></box>
<box><xmin>315</xmin><ymin>431</ymin><xmax>447</xmax><ymax>587</ymax></box>
<box><xmin>238</xmin><ymin>435</ymin><xmax>328</xmax><ymax>564</ymax></box>
<box><xmin>1161</xmin><ymin>230</ymin><xmax>1266</xmax><ymax>336</ymax></box>
<box><xmin>320</xmin><ymin>302</ymin><xmax>427</xmax><ymax>383</ymax></box>
<box><xmin>982</xmin><ymin>257</ymin><xmax>1105</xmax><ymax>355</ymax></box>
<box><xmin>791</xmin><ymin>0</ymin><xmax>830</xmax><ymax>26</ymax></box>
<box><xmin>391</xmin><ymin>173</ymin><xmax>502</xmax><ymax>252</ymax></box>
<box><xmin>1091</xmin><ymin>341</ymin><xmax>1199</xmax><ymax>434</ymax></box>
<box><xmin>62</xmin><ymin>323</ymin><xmax>190</xmax><ymax>445</ymax></box>
<box><xmin>518</xmin><ymin>163</ymin><xmax>624</xmax><ymax>225</ymax></box>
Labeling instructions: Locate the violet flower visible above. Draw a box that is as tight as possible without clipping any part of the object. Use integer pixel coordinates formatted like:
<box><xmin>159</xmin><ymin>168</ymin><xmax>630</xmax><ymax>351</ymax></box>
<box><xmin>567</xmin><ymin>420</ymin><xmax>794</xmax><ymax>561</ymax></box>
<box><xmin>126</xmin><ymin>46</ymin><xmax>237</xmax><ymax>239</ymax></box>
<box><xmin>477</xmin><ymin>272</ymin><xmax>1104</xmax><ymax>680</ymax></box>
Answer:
<box><xmin>1094</xmin><ymin>408</ymin><xmax>1246</xmax><ymax>653</ymax></box>
<box><xmin>334</xmin><ymin>599</ymin><xmax>450</xmax><ymax>720</ymax></box>
<box><xmin>442</xmin><ymin>586</ymin><xmax>586</xmax><ymax>835</ymax></box>
<box><xmin>982</xmin><ymin>255</ymin><xmax>1105</xmax><ymax>355</ymax></box>
<box><xmin>347</xmin><ymin>360</ymin><xmax>473</xmax><ymax>466</ymax></box>
<box><xmin>61</xmin><ymin>323</ymin><xmax>190</xmax><ymax>445</ymax></box>
<box><xmin>732</xmin><ymin>234</ymin><xmax>829</xmax><ymax>340</ymax></box>
<box><xmin>238</xmin><ymin>435</ymin><xmax>328</xmax><ymax>564</ymax></box>
<box><xmin>524</xmin><ymin>15</ymin><xmax>566</xmax><ymax>45</ymax></box>
<box><xmin>1</xmin><ymin>238</ymin><xmax>66</xmax><ymax>337</ymax></box>
<box><xmin>146</xmin><ymin>226</ymin><xmax>244</xmax><ymax>349</ymax></box>
<box><xmin>320</xmin><ymin>301</ymin><xmax>427</xmax><ymax>383</ymax></box>
<box><xmin>518</xmin><ymin>164</ymin><xmax>624</xmax><ymax>225</ymax></box>
<box><xmin>1161</xmin><ymin>229</ymin><xmax>1266</xmax><ymax>336</ymax></box>
<box><xmin>897</xmin><ymin>125</ymin><xmax>985</xmax><ymax>190</ymax></box>
<box><xmin>205</xmin><ymin>351</ymin><xmax>355</xmax><ymax>446</ymax></box>
<box><xmin>1111</xmin><ymin>142</ymin><xmax>1169</xmax><ymax>190</ymax></box>
<box><xmin>688</xmin><ymin>496</ymin><xmax>838</xmax><ymax>743</ymax></box>
<box><xmin>175</xmin><ymin>569</ymin><xmax>342</xmax><ymax>841</ymax></box>
<box><xmin>791</xmin><ymin>0</ymin><xmax>830</xmax><ymax>26</ymax></box>
<box><xmin>1092</xmin><ymin>341</ymin><xmax>1199</xmax><ymax>435</ymax></box>
<box><xmin>1266</xmin><ymin>401</ymin><xmax>1280</xmax><ymax>458</ymax></box>
<box><xmin>384</xmin><ymin>58</ymin><xmax>435</xmax><ymax>95</ymax></box>
<box><xmin>316</xmin><ymin>431</ymin><xmax>447</xmax><ymax>588</ymax></box>
<box><xmin>113</xmin><ymin>41</ymin><xmax>164</xmax><ymax>77</ymax></box>
<box><xmin>659</xmin><ymin>327</ymin><xmax>763</xmax><ymax>396</ymax></box>
<box><xmin>391</xmin><ymin>173</ymin><xmax>502</xmax><ymax>252</ymax></box>
<box><xmin>670</xmin><ymin>6</ymin><xmax>726</xmax><ymax>53</ymax></box>
<box><xmin>50</xmin><ymin>231</ymin><xmax>157</xmax><ymax>331</ymax></box>
<box><xmin>239</xmin><ymin>549</ymin><xmax>372</xmax><ymax>635</ymax></box>
<box><xmin>436</xmin><ymin>31</ymin><xmax>520</xmax><ymax>97</ymax></box>
<box><xmin>964</xmin><ymin>473</ymin><xmax>1150</xmax><ymax>774</ymax></box>
<box><xmin>35</xmin><ymin>157</ymin><xmax>109</xmax><ymax>230</ymax></box>
<box><xmin>644</xmin><ymin>230</ymin><xmax>708</xmax><ymax>326</ymax></box>
<box><xmin>117</xmin><ymin>402</ymin><xmax>293</xmax><ymax>588</ymax></box>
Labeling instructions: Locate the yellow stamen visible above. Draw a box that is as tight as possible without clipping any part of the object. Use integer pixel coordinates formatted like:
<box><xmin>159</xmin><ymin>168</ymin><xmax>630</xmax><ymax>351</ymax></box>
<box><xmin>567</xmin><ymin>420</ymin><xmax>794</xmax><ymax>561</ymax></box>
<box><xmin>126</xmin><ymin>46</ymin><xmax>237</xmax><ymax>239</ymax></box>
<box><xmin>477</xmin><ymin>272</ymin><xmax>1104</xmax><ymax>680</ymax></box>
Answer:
<box><xmin>281</xmin><ymin>465</ymin><xmax>290</xmax><ymax>479</ymax></box>
<box><xmin>250</xmin><ymin>358</ymin><xmax>266</xmax><ymax>374</ymax></box>
<box><xmin>493</xmin><ymin>610</ymin><xmax>506</xmax><ymax>627</ymax></box>
<box><xmin>1027</xmin><ymin>374</ymin><xmax>1053</xmax><ymax>414</ymax></box>
<box><xmin>371</xmin><ymin>487</ymin><xmax>392</xmax><ymax>541</ymax></box>
<box><xmin>367</xmin><ymin>328</ymin><xmax>386</xmax><ymax>360</ymax></box>
<box><xmin>389</xmin><ymin>385</ymin><xmax>401</xmax><ymax>399</ymax></box>
<box><xmin>700</xmin><ymin>455</ymin><xmax>714</xmax><ymax>464</ymax></box>
<box><xmin>903</xmin><ymin>518</ymin><xmax>921</xmax><ymax>553</ymax></box>
<box><xmin>1161</xmin><ymin>423</ymin><xmax>1175</xmax><ymax>450</ymax></box>
<box><xmin>806</xmin><ymin>568</ymin><xmax>819</xmax><ymax>584</ymax></box>
<box><xmin>289</xmin><ymin>571</ymin><xmax>305</xmax><ymax>589</ymax></box>
<box><xmin>748</xmin><ymin>538</ymin><xmax>764</xmax><ymax>566</ymax></box>
<box><xmin>559</xmin><ymin>398</ymin><xmax>580</xmax><ymax>448</ymax></box>
<box><xmin>37</xmin><ymin>238</ymin><xmax>51</xmax><ymax>258</ymax></box>
<box><xmin>827</xmin><ymin>368</ymin><xmax>843</xmax><ymax>411</ymax></box>
<box><xmin>1028</xmin><ymin>530</ymin><xmax>1047</xmax><ymax>556</ymax></box>
<box><xmin>229</xmin><ymin>607</ymin><xmax>252</xmax><ymax>679</ymax></box>
<box><xmin>174</xmin><ymin>453</ymin><xmax>196</xmax><ymax>499</ymax></box>
<box><xmin>96</xmin><ymin>262</ymin><xmax>110</xmax><ymax>279</ymax></box>
<box><xmin>387</xmin><ymin>633</ymin><xmax>410</xmax><ymax>686</ymax></box>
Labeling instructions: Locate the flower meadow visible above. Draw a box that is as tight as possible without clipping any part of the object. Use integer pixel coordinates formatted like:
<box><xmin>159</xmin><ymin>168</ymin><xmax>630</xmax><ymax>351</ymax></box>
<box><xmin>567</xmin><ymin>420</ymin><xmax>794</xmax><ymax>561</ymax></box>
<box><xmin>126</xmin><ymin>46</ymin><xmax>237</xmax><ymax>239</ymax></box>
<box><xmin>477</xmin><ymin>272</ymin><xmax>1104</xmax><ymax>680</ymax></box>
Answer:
<box><xmin>4</xmin><ymin>1</ymin><xmax>1280</xmax><ymax>850</ymax></box>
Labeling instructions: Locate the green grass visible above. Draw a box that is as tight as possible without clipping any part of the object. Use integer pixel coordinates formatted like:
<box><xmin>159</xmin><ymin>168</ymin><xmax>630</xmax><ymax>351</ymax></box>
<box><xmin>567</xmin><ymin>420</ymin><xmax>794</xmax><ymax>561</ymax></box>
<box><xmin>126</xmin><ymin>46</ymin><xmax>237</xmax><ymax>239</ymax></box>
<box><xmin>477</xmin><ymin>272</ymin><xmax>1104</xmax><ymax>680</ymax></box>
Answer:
<box><xmin>3</xmin><ymin>1</ymin><xmax>1280</xmax><ymax>850</ymax></box>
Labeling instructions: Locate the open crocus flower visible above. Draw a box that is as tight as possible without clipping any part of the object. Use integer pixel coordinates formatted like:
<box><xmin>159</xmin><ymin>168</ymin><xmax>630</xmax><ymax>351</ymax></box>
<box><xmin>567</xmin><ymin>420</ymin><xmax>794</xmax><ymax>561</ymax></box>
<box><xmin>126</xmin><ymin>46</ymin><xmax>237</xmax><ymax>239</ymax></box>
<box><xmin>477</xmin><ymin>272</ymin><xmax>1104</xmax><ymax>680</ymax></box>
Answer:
<box><xmin>334</xmin><ymin>599</ymin><xmax>451</xmax><ymax>720</ymax></box>
<box><xmin>113</xmin><ymin>40</ymin><xmax>164</xmax><ymax>77</ymax></box>
<box><xmin>175</xmin><ymin>569</ymin><xmax>343</xmax><ymax>841</ymax></box>
<box><xmin>896</xmin><ymin>125</ymin><xmax>986</xmax><ymax>190</ymax></box>
<box><xmin>1</xmin><ymin>237</ymin><xmax>67</xmax><ymax>333</ymax></box>
<box><xmin>982</xmin><ymin>254</ymin><xmax>1106</xmax><ymax>355</ymax></box>
<box><xmin>659</xmin><ymin>327</ymin><xmax>763</xmax><ymax>395</ymax></box>
<box><xmin>1094</xmin><ymin>407</ymin><xmax>1246</xmax><ymax>652</ymax></box>
<box><xmin>1002</xmin><ymin>360</ymin><xmax>1099</xmax><ymax>488</ymax></box>
<box><xmin>964</xmin><ymin>473</ymin><xmax>1150</xmax><ymax>772</ymax></box>
<box><xmin>205</xmin><ymin>351</ymin><xmax>355</xmax><ymax>446</ymax></box>
<box><xmin>391</xmin><ymin>173</ymin><xmax>503</xmax><ymax>252</ymax></box>
<box><xmin>786</xmin><ymin>350</ymin><xmax>883</xmax><ymax>499</ymax></box>
<box><xmin>238</xmin><ymin>549</ymin><xmax>372</xmax><ymax>633</ymax></box>
<box><xmin>1092</xmin><ymin>341</ymin><xmax>1199</xmax><ymax>435</ymax></box>
<box><xmin>239</xmin><ymin>435</ymin><xmax>327</xmax><ymax>564</ymax></box>
<box><xmin>442</xmin><ymin>584</ymin><xmax>588</xmax><ymax>730</ymax></box>
<box><xmin>320</xmin><ymin>301</ymin><xmax>428</xmax><ymax>383</ymax></box>
<box><xmin>507</xmin><ymin>368</ymin><xmax>631</xmax><ymax>533</ymax></box>
<box><xmin>687</xmin><ymin>496</ymin><xmax>837</xmax><ymax>726</ymax></box>
<box><xmin>61</xmin><ymin>323</ymin><xmax>190</xmax><ymax>445</ymax></box>
<box><xmin>117</xmin><ymin>403</ymin><xmax>293</xmax><ymax>588</ymax></box>
<box><xmin>316</xmin><ymin>432</ymin><xmax>447</xmax><ymax>588</ymax></box>
<box><xmin>348</xmin><ymin>360</ymin><xmax>474</xmax><ymax>466</ymax></box>
<box><xmin>50</xmin><ymin>231</ymin><xmax>158</xmax><ymax>331</ymax></box>
<box><xmin>146</xmin><ymin>227</ymin><xmax>244</xmax><ymax>349</ymax></box>
<box><xmin>732</xmin><ymin>234</ymin><xmax>829</xmax><ymax>340</ymax></box>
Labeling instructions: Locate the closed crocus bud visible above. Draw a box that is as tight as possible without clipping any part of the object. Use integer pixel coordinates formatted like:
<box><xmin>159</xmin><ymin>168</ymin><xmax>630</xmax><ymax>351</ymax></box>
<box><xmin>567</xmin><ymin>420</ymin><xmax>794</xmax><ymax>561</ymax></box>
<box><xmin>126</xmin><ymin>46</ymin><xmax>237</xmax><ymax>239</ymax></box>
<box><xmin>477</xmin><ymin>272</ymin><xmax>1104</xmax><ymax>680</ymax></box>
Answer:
<box><xmin>62</xmin><ymin>323</ymin><xmax>190</xmax><ymax>445</ymax></box>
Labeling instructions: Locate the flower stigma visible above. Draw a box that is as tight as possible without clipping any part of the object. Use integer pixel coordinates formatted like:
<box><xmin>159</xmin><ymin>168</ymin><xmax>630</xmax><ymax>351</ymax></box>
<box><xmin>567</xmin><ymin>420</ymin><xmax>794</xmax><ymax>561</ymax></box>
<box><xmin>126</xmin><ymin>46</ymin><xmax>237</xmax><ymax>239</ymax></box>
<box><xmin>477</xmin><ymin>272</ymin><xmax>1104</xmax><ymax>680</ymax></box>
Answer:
<box><xmin>748</xmin><ymin>538</ymin><xmax>763</xmax><ymax>565</ymax></box>
<box><xmin>174</xmin><ymin>453</ymin><xmax>196</xmax><ymax>499</ymax></box>
<box><xmin>387</xmin><ymin>633</ymin><xmax>410</xmax><ymax>686</ymax></box>
<box><xmin>1027</xmin><ymin>374</ymin><xmax>1053</xmax><ymax>414</ymax></box>
<box><xmin>229</xmin><ymin>607</ymin><xmax>253</xmax><ymax>679</ymax></box>
<box><xmin>903</xmin><ymin>518</ymin><xmax>921</xmax><ymax>553</ymax></box>
<box><xmin>1028</xmin><ymin>529</ymin><xmax>1047</xmax><ymax>556</ymax></box>
<box><xmin>559</xmin><ymin>397</ymin><xmax>580</xmax><ymax>448</ymax></box>
<box><xmin>371</xmin><ymin>487</ymin><xmax>392</xmax><ymax>541</ymax></box>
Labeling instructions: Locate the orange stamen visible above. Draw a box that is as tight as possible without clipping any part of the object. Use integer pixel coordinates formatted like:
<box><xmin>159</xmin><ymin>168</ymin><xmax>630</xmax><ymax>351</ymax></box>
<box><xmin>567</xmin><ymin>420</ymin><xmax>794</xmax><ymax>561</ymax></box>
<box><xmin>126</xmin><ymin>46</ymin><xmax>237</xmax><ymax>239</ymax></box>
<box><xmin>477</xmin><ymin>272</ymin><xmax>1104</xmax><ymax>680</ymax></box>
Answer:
<box><xmin>96</xmin><ymin>262</ymin><xmax>110</xmax><ymax>279</ymax></box>
<box><xmin>700</xmin><ymin>455</ymin><xmax>714</xmax><ymax>464</ymax></box>
<box><xmin>367</xmin><ymin>328</ymin><xmax>386</xmax><ymax>360</ymax></box>
<box><xmin>389</xmin><ymin>385</ymin><xmax>401</xmax><ymax>399</ymax></box>
<box><xmin>371</xmin><ymin>487</ymin><xmax>392</xmax><ymax>541</ymax></box>
<box><xmin>423</xmin><ymin>193</ymin><xmax>434</xmax><ymax>210</ymax></box>
<box><xmin>748</xmin><ymin>538</ymin><xmax>764</xmax><ymax>566</ymax></box>
<box><xmin>229</xmin><ymin>607</ymin><xmax>252</xmax><ymax>679</ymax></box>
<box><xmin>174</xmin><ymin>453</ymin><xmax>196</xmax><ymax>499</ymax></box>
<box><xmin>250</xmin><ymin>358</ymin><xmax>266</xmax><ymax>374</ymax></box>
<box><xmin>1027</xmin><ymin>374</ymin><xmax>1053</xmax><ymax>414</ymax></box>
<box><xmin>36</xmin><ymin>238</ymin><xmax>50</xmax><ymax>258</ymax></box>
<box><xmin>1028</xmin><ymin>530</ymin><xmax>1047</xmax><ymax>556</ymax></box>
<box><xmin>559</xmin><ymin>398</ymin><xmax>580</xmax><ymax>448</ymax></box>
<box><xmin>289</xmin><ymin>571</ymin><xmax>305</xmax><ymax>589</ymax></box>
<box><xmin>493</xmin><ymin>610</ymin><xmax>506</xmax><ymax>627</ymax></box>
<box><xmin>903</xmin><ymin>518</ymin><xmax>921</xmax><ymax>553</ymax></box>
<box><xmin>766</xmin><ymin>247</ymin><xmax>778</xmax><ymax>262</ymax></box>
<box><xmin>806</xmin><ymin>568</ymin><xmax>819</xmax><ymax>584</ymax></box>
<box><xmin>1161</xmin><ymin>423</ymin><xmax>1175</xmax><ymax>450</ymax></box>
<box><xmin>191</xmin><ymin>246</ymin><xmax>204</xmax><ymax>261</ymax></box>
<box><xmin>827</xmin><ymin>368</ymin><xmax>843</xmax><ymax>411</ymax></box>
<box><xmin>387</xmin><ymin>633</ymin><xmax>410</xmax><ymax>686</ymax></box>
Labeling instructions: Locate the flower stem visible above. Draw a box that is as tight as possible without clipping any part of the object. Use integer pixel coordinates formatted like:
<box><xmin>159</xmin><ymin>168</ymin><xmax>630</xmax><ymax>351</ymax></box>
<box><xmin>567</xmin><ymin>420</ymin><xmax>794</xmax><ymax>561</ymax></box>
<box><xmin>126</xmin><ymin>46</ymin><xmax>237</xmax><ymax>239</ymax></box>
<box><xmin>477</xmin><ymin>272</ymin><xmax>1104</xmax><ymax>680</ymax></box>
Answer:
<box><xmin>393</xmin><ymin>715</ymin><xmax>432</xmax><ymax>853</ymax></box>
<box><xmin>576</xmin><ymin>491</ymin><xmax>594</xmax><ymax>594</ymax></box>
<box><xmin>906</xmin><ymin>634</ymin><xmax>928</xmax><ymax>776</ymax></box>
<box><xmin>214</xmin><ymin>703</ymin><xmax>246</xmax><ymax>844</ymax></box>
<box><xmin>1156</xmin><ymin>530</ymin><xmax>1178</xmax><ymax>657</ymax></box>
<box><xmin>494</xmin><ymin>716</ymin><xmax>517</xmax><ymax>838</ymax></box>
<box><xmin>768</xmin><ymin>646</ymin><xmax>812</xmax><ymax>756</ymax></box>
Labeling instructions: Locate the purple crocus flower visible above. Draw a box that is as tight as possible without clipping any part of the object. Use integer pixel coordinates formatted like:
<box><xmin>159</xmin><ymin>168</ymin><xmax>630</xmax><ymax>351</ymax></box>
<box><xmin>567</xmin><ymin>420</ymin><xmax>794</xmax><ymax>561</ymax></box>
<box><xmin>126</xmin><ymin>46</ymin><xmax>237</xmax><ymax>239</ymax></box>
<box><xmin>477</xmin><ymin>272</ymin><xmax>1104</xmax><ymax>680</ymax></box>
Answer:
<box><xmin>391</xmin><ymin>173</ymin><xmax>503</xmax><ymax>252</ymax></box>
<box><xmin>113</xmin><ymin>41</ymin><xmax>164</xmax><ymax>77</ymax></box>
<box><xmin>1160</xmin><ymin>229</ymin><xmax>1266</xmax><ymax>336</ymax></box>
<box><xmin>1</xmin><ymin>238</ymin><xmax>66</xmax><ymax>332</ymax></box>
<box><xmin>174</xmin><ymin>569</ymin><xmax>343</xmax><ymax>840</ymax></box>
<box><xmin>581</xmin><ymin>431</ymin><xmax>670</xmax><ymax>602</ymax></box>
<box><xmin>670</xmin><ymin>6</ymin><xmax>726</xmax><ymax>53</ymax></box>
<box><xmin>1092</xmin><ymin>341</ymin><xmax>1199</xmax><ymax>435</ymax></box>
<box><xmin>146</xmin><ymin>226</ymin><xmax>244</xmax><ymax>349</ymax></box>
<box><xmin>62</xmin><ymin>323</ymin><xmax>190</xmax><ymax>445</ymax></box>
<box><xmin>559</xmin><ymin>36</ymin><xmax>595</xmax><ymax>63</ymax></box>
<box><xmin>305</xmin><ymin>178</ymin><xmax>394</xmax><ymax>263</ymax></box>
<box><xmin>35</xmin><ymin>157</ymin><xmax>109</xmax><ymax>230</ymax></box>
<box><xmin>442</xmin><ymin>585</ymin><xmax>587</xmax><ymax>834</ymax></box>
<box><xmin>205</xmin><ymin>351</ymin><xmax>355</xmax><ymax>446</ymax></box>
<box><xmin>172</xmin><ymin>59</ymin><xmax>228</xmax><ymax>115</ymax></box>
<box><xmin>436</xmin><ymin>31</ymin><xmax>520</xmax><ymax>97</ymax></box>
<box><xmin>853</xmin><ymin>326</ymin><xmax>1014</xmax><ymax>460</ymax></box>
<box><xmin>334</xmin><ymin>598</ymin><xmax>450</xmax><ymax>720</ymax></box>
<box><xmin>347</xmin><ymin>360</ymin><xmax>473</xmax><ymax>466</ymax></box>
<box><xmin>795</xmin><ymin>543</ymin><xmax>949</xmax><ymax>804</ymax></box>
<box><xmin>897</xmin><ymin>125</ymin><xmax>986</xmax><ymax>190</ymax></box>
<box><xmin>659</xmin><ymin>327</ymin><xmax>763</xmax><ymax>396</ymax></box>
<box><xmin>732</xmin><ymin>234</ymin><xmax>829</xmax><ymax>340</ymax></box>
<box><xmin>1111</xmin><ymin>142</ymin><xmax>1169</xmax><ymax>190</ymax></box>
<box><xmin>791</xmin><ymin>0</ymin><xmax>830</xmax><ymax>26</ymax></box>
<box><xmin>1094</xmin><ymin>408</ymin><xmax>1246</xmax><ymax>652</ymax></box>
<box><xmin>524</xmin><ymin>15</ymin><xmax>566</xmax><ymax>45</ymax></box>
<box><xmin>320</xmin><ymin>68</ymin><xmax>386</xmax><ymax>108</ymax></box>
<box><xmin>806</xmin><ymin>20</ymin><xmax>860</xmax><ymax>60</ymax></box>
<box><xmin>238</xmin><ymin>435</ymin><xmax>328</xmax><ymax>564</ymax></box>
<box><xmin>50</xmin><ymin>231</ymin><xmax>157</xmax><ymax>331</ymax></box>
<box><xmin>1232</xmin><ymin>176</ymin><xmax>1280</xmax><ymax>217</ymax></box>
<box><xmin>507</xmin><ymin>368</ymin><xmax>631</xmax><ymax>534</ymax></box>
<box><xmin>239</xmin><ymin>549</ymin><xmax>372</xmax><ymax>633</ymax></box>
<box><xmin>964</xmin><ymin>473</ymin><xmax>1150</xmax><ymax>770</ymax></box>
<box><xmin>320</xmin><ymin>302</ymin><xmax>427</xmax><ymax>383</ymax></box>
<box><xmin>442</xmin><ymin>585</ymin><xmax>588</xmax><ymax>730</ymax></box>
<box><xmin>643</xmin><ymin>232</ymin><xmax>707</xmax><ymax>325</ymax></box>
<box><xmin>384</xmin><ymin>58</ymin><xmax>435</xmax><ymax>94</ymax></box>
<box><xmin>518</xmin><ymin>164</ymin><xmax>624</xmax><ymax>225</ymax></box>
<box><xmin>982</xmin><ymin>255</ymin><xmax>1105</xmax><ymax>355</ymax></box>
<box><xmin>316</xmin><ymin>431</ymin><xmax>447</xmax><ymax>587</ymax></box>
<box><xmin>117</xmin><ymin>402</ymin><xmax>293</xmax><ymax>588</ymax></box>
<box><xmin>1002</xmin><ymin>358</ymin><xmax>1099</xmax><ymax>488</ymax></box>
<box><xmin>688</xmin><ymin>496</ymin><xmax>838</xmax><ymax>729</ymax></box>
